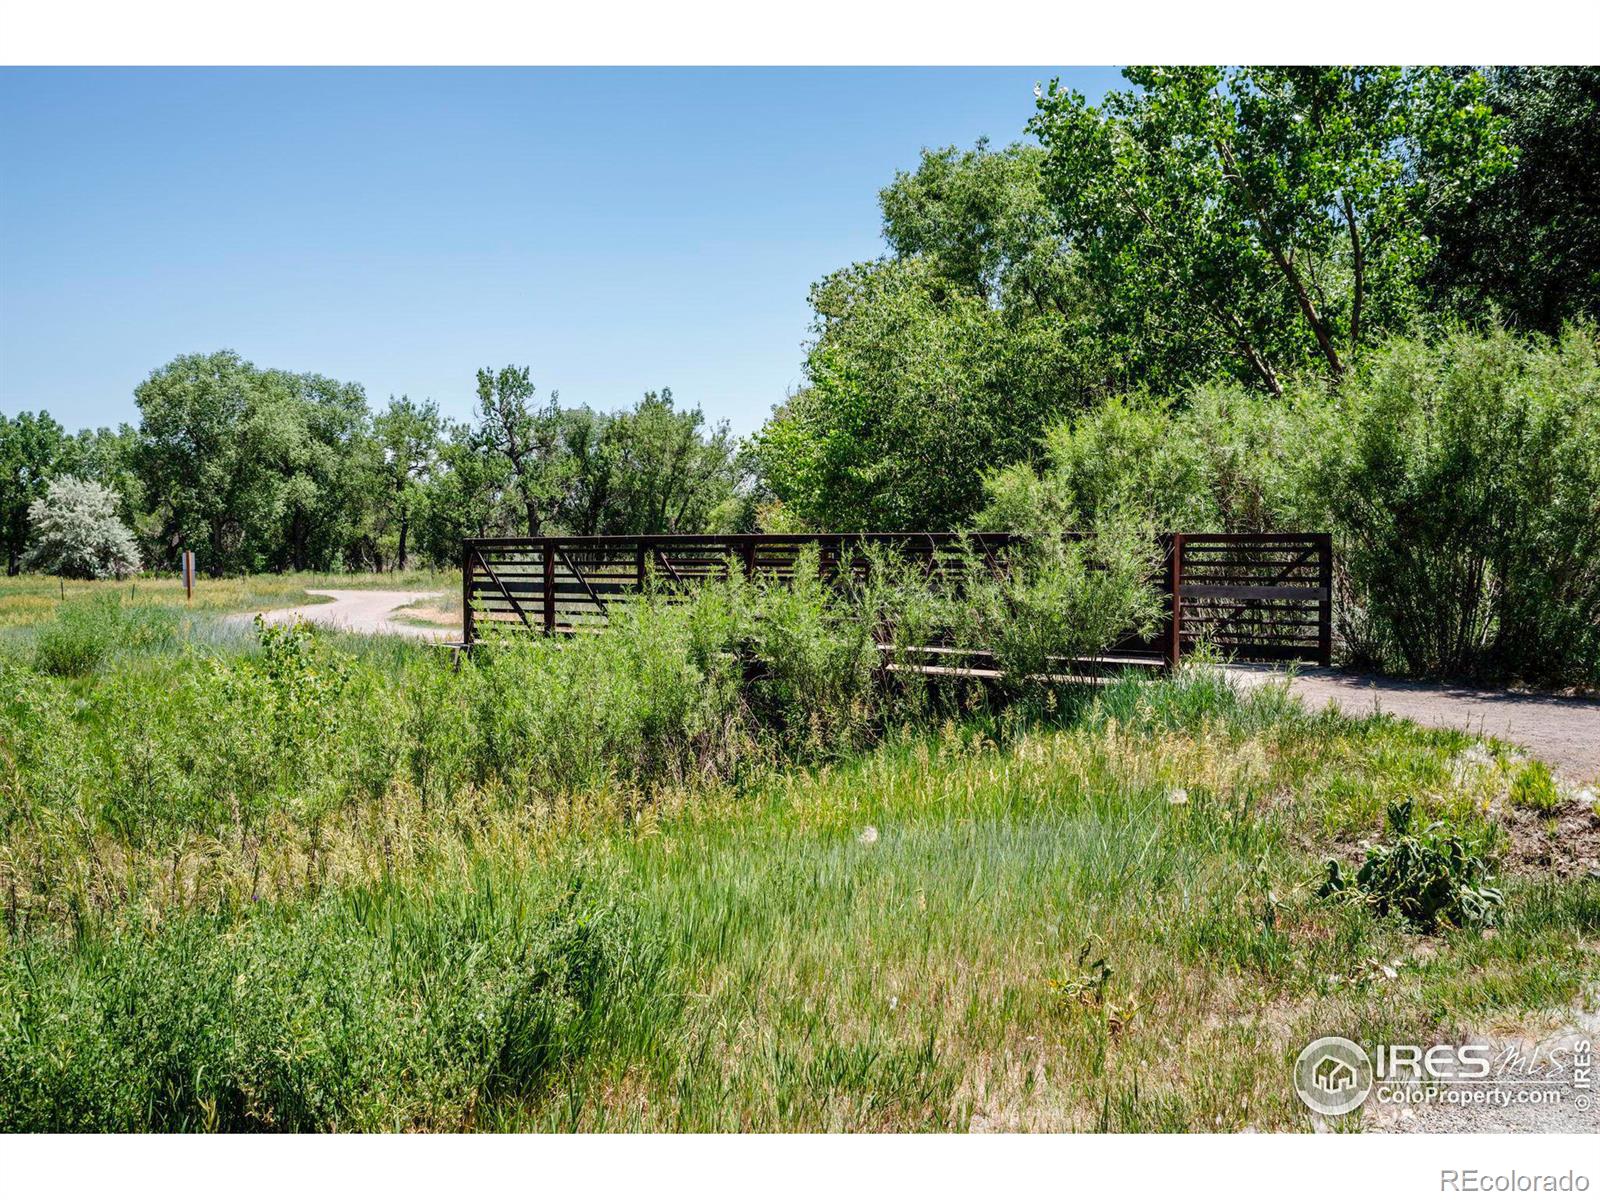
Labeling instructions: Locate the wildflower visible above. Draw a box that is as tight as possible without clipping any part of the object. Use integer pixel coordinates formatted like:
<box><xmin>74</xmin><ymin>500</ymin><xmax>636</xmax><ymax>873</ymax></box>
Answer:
<box><xmin>1168</xmin><ymin>787</ymin><xmax>1189</xmax><ymax>806</ymax></box>
<box><xmin>888</xmin><ymin>995</ymin><xmax>899</xmax><ymax>1011</ymax></box>
<box><xmin>858</xmin><ymin>825</ymin><xmax>879</xmax><ymax>845</ymax></box>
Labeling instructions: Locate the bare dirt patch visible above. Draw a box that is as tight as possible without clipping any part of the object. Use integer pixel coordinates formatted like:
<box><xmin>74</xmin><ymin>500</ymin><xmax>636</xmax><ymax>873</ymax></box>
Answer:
<box><xmin>392</xmin><ymin>604</ymin><xmax>460</xmax><ymax>629</ymax></box>
<box><xmin>1497</xmin><ymin>800</ymin><xmax>1600</xmax><ymax>879</ymax></box>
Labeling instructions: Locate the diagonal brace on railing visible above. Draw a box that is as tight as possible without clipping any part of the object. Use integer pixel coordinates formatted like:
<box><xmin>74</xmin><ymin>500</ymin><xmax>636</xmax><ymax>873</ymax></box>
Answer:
<box><xmin>554</xmin><ymin>542</ymin><xmax>609</xmax><ymax>616</ymax></box>
<box><xmin>470</xmin><ymin>546</ymin><xmax>535</xmax><ymax>630</ymax></box>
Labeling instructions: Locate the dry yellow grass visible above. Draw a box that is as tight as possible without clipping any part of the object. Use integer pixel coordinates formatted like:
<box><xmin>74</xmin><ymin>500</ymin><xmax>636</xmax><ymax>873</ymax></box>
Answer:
<box><xmin>0</xmin><ymin>569</ymin><xmax>457</xmax><ymax>631</ymax></box>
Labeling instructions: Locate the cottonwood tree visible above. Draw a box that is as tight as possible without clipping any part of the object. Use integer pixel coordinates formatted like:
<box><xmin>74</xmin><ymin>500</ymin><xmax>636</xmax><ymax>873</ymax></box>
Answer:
<box><xmin>372</xmin><ymin>395</ymin><xmax>442</xmax><ymax>569</ymax></box>
<box><xmin>1030</xmin><ymin>67</ymin><xmax>1512</xmax><ymax>394</ymax></box>
<box><xmin>133</xmin><ymin>351</ymin><xmax>282</xmax><ymax>574</ymax></box>
<box><xmin>757</xmin><ymin>142</ymin><xmax>1108</xmax><ymax>531</ymax></box>
<box><xmin>0</xmin><ymin>411</ymin><xmax>68</xmax><ymax>575</ymax></box>
<box><xmin>558</xmin><ymin>389</ymin><xmax>746</xmax><ymax>536</ymax></box>
<box><xmin>414</xmin><ymin>420</ymin><xmax>516</xmax><ymax>564</ymax></box>
<box><xmin>1427</xmin><ymin>67</ymin><xmax>1600</xmax><ymax>333</ymax></box>
<box><xmin>132</xmin><ymin>351</ymin><xmax>373</xmax><ymax>574</ymax></box>
<box><xmin>474</xmin><ymin>365</ymin><xmax>568</xmax><ymax>537</ymax></box>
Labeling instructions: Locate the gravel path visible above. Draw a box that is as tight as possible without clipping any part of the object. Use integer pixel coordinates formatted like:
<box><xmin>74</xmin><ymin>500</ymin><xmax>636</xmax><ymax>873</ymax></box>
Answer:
<box><xmin>231</xmin><ymin>589</ymin><xmax>457</xmax><ymax>641</ymax></box>
<box><xmin>1227</xmin><ymin>665</ymin><xmax>1600</xmax><ymax>784</ymax></box>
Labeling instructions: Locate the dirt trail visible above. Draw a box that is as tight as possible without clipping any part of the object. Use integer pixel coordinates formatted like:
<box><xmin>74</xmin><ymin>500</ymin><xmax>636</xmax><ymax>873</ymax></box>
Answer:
<box><xmin>231</xmin><ymin>589</ymin><xmax>458</xmax><ymax>642</ymax></box>
<box><xmin>1227</xmin><ymin>665</ymin><xmax>1600</xmax><ymax>784</ymax></box>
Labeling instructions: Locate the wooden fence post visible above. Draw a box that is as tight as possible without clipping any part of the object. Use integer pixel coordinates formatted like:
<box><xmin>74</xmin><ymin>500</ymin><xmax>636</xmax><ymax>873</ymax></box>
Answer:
<box><xmin>542</xmin><ymin>538</ymin><xmax>557</xmax><ymax>635</ymax></box>
<box><xmin>1317</xmin><ymin>532</ymin><xmax>1333</xmax><ymax>667</ymax></box>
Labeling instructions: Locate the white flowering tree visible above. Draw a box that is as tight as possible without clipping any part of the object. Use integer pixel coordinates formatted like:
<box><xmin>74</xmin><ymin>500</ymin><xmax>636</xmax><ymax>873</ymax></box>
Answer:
<box><xmin>23</xmin><ymin>476</ymin><xmax>141</xmax><ymax>580</ymax></box>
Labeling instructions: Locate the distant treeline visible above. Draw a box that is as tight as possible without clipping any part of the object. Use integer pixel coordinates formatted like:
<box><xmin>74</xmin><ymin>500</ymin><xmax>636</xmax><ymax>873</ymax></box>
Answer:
<box><xmin>2</xmin><ymin>358</ymin><xmax>756</xmax><ymax>577</ymax></box>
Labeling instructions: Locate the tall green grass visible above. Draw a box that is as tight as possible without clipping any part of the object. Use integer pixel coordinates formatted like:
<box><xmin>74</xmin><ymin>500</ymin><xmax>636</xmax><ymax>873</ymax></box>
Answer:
<box><xmin>0</xmin><ymin>559</ymin><xmax>1594</xmax><ymax>1131</ymax></box>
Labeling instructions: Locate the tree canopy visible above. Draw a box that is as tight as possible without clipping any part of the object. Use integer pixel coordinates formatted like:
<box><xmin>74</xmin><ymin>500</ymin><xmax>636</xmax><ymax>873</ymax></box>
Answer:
<box><xmin>23</xmin><ymin>475</ymin><xmax>141</xmax><ymax>580</ymax></box>
<box><xmin>1029</xmin><ymin>66</ymin><xmax>1511</xmax><ymax>395</ymax></box>
<box><xmin>6</xmin><ymin>351</ymin><xmax>751</xmax><ymax>576</ymax></box>
<box><xmin>1425</xmin><ymin>67</ymin><xmax>1600</xmax><ymax>333</ymax></box>
<box><xmin>756</xmin><ymin>142</ymin><xmax>1107</xmax><ymax>531</ymax></box>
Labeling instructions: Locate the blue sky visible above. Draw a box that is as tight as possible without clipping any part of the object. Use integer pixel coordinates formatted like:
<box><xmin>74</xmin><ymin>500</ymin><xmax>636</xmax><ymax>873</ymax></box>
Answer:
<box><xmin>0</xmin><ymin>67</ymin><xmax>1123</xmax><ymax>436</ymax></box>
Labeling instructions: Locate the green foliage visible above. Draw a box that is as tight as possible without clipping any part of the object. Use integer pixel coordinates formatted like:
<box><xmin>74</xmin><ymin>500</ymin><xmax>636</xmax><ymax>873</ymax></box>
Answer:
<box><xmin>132</xmin><ymin>350</ymin><xmax>373</xmax><ymax>575</ymax></box>
<box><xmin>472</xmin><ymin>585</ymin><xmax>754</xmax><ymax>796</ymax></box>
<box><xmin>31</xmin><ymin>594</ymin><xmax>175</xmax><ymax>677</ymax></box>
<box><xmin>746</xmin><ymin>547</ymin><xmax>881</xmax><ymax>753</ymax></box>
<box><xmin>0</xmin><ymin>869</ymin><xmax>663</xmax><ymax>1131</ymax></box>
<box><xmin>0</xmin><ymin>411</ymin><xmax>69</xmax><ymax>576</ymax></box>
<box><xmin>1427</xmin><ymin>67</ymin><xmax>1600</xmax><ymax>334</ymax></box>
<box><xmin>989</xmin><ymin>325</ymin><xmax>1600</xmax><ymax>686</ymax></box>
<box><xmin>472</xmin><ymin>365</ymin><xmax>566</xmax><ymax>537</ymax></box>
<box><xmin>758</xmin><ymin>260</ymin><xmax>1084</xmax><ymax>531</ymax></box>
<box><xmin>1508</xmin><ymin>761</ymin><xmax>1561</xmax><ymax>815</ymax></box>
<box><xmin>555</xmin><ymin>388</ymin><xmax>751</xmax><ymax>536</ymax></box>
<box><xmin>32</xmin><ymin>596</ymin><xmax>118</xmax><ymax>677</ymax></box>
<box><xmin>1031</xmin><ymin>66</ymin><xmax>1511</xmax><ymax>394</ymax></box>
<box><xmin>1311</xmin><ymin>326</ymin><xmax>1600</xmax><ymax>682</ymax></box>
<box><xmin>238</xmin><ymin>616</ymin><xmax>354</xmax><ymax>749</ymax></box>
<box><xmin>979</xmin><ymin>383</ymin><xmax>1328</xmax><ymax>536</ymax></box>
<box><xmin>3</xmin><ymin>611</ymin><xmax>1593</xmax><ymax>1131</ymax></box>
<box><xmin>1047</xmin><ymin>942</ymin><xmax>1112</xmax><ymax>1008</ymax></box>
<box><xmin>413</xmin><ymin>418</ymin><xmax>513</xmax><ymax>561</ymax></box>
<box><xmin>957</xmin><ymin>526</ymin><xmax>1162</xmax><ymax>690</ymax></box>
<box><xmin>1320</xmin><ymin>800</ymin><xmax>1504</xmax><ymax>931</ymax></box>
<box><xmin>756</xmin><ymin>140</ymin><xmax>1108</xmax><ymax>532</ymax></box>
<box><xmin>21</xmin><ymin>475</ymin><xmax>140</xmax><ymax>580</ymax></box>
<box><xmin>369</xmin><ymin>395</ymin><xmax>442</xmax><ymax>570</ymax></box>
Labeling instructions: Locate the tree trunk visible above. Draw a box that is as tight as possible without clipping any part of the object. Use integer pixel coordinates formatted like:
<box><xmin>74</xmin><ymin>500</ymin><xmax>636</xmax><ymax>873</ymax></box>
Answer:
<box><xmin>1341</xmin><ymin>193</ymin><xmax>1365</xmax><ymax>354</ymax></box>
<box><xmin>1215</xmin><ymin>137</ymin><xmax>1346</xmax><ymax>381</ymax></box>
<box><xmin>396</xmin><ymin>514</ymin><xmax>409</xmax><ymax>572</ymax></box>
<box><xmin>1266</xmin><ymin>242</ymin><xmax>1346</xmax><ymax>380</ymax></box>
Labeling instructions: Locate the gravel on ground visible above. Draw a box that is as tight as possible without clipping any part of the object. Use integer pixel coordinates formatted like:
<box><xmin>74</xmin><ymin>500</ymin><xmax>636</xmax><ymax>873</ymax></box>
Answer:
<box><xmin>1228</xmin><ymin>665</ymin><xmax>1600</xmax><ymax>784</ymax></box>
<box><xmin>229</xmin><ymin>589</ymin><xmax>458</xmax><ymax>642</ymax></box>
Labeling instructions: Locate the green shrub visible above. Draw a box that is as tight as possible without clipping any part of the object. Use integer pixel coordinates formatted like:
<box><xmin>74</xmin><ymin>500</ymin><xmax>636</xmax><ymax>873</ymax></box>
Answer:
<box><xmin>984</xmin><ymin>325</ymin><xmax>1600</xmax><ymax>687</ymax></box>
<box><xmin>0</xmin><ymin>867</ymin><xmax>666</xmax><ymax>1131</ymax></box>
<box><xmin>747</xmin><ymin>547</ymin><xmax>880</xmax><ymax>753</ymax></box>
<box><xmin>977</xmin><ymin>385</ymin><xmax>1324</xmax><ymax>535</ymax></box>
<box><xmin>28</xmin><ymin>595</ymin><xmax>180</xmax><ymax>677</ymax></box>
<box><xmin>1320</xmin><ymin>800</ymin><xmax>1503</xmax><ymax>931</ymax></box>
<box><xmin>472</xmin><ymin>582</ymin><xmax>754</xmax><ymax>796</ymax></box>
<box><xmin>1312</xmin><ymin>326</ymin><xmax>1600</xmax><ymax>684</ymax></box>
<box><xmin>32</xmin><ymin>595</ymin><xmax>121</xmax><ymax>676</ymax></box>
<box><xmin>956</xmin><ymin>523</ymin><xmax>1162</xmax><ymax>691</ymax></box>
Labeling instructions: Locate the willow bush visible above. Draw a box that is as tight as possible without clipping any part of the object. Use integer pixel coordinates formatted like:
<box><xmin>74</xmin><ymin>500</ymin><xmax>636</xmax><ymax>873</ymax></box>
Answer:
<box><xmin>983</xmin><ymin>325</ymin><xmax>1600</xmax><ymax>687</ymax></box>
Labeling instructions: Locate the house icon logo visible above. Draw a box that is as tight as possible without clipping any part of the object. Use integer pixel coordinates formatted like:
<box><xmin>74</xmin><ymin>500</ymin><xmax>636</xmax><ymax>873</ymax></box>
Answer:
<box><xmin>1294</xmin><ymin>1036</ymin><xmax>1373</xmax><ymax>1116</ymax></box>
<box><xmin>1314</xmin><ymin>1055</ymin><xmax>1356</xmax><ymax>1092</ymax></box>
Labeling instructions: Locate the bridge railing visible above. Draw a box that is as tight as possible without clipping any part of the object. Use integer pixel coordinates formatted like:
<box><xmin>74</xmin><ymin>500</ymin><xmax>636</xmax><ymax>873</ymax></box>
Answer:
<box><xmin>462</xmin><ymin>531</ymin><xmax>1332</xmax><ymax>669</ymax></box>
